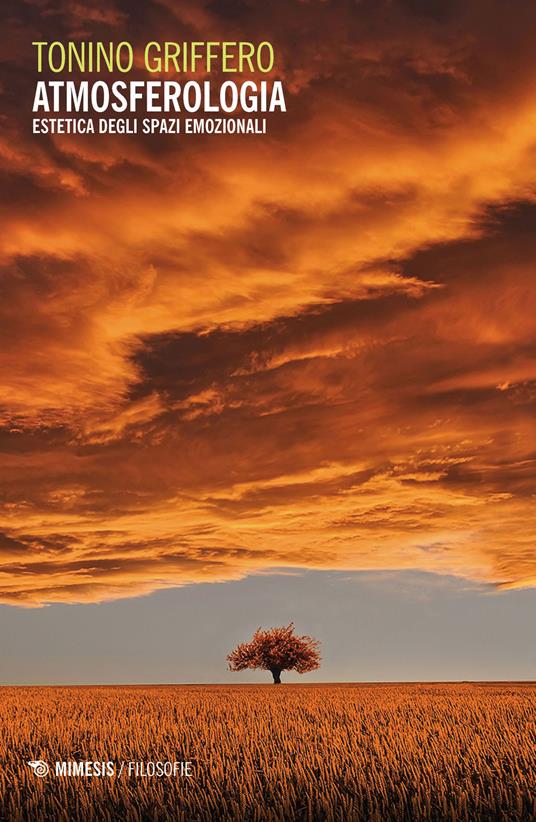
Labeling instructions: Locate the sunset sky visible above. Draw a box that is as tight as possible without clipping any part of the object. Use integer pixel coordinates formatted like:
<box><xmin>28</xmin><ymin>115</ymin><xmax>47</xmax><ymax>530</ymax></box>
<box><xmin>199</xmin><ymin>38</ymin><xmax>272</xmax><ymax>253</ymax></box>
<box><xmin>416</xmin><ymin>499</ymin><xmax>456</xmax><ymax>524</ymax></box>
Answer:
<box><xmin>1</xmin><ymin>0</ymin><xmax>535</xmax><ymax>679</ymax></box>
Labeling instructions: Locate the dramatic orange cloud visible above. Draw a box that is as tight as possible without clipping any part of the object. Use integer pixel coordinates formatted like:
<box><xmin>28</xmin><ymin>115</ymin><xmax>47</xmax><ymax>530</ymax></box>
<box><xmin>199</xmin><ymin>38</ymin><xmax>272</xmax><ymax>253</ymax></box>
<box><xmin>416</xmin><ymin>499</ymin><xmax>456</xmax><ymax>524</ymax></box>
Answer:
<box><xmin>1</xmin><ymin>0</ymin><xmax>535</xmax><ymax>604</ymax></box>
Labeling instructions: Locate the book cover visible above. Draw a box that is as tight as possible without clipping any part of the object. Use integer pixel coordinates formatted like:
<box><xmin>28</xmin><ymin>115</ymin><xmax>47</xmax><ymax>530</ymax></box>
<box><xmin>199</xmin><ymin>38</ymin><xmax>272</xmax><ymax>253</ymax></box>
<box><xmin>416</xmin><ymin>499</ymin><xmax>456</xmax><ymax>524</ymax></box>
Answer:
<box><xmin>1</xmin><ymin>1</ymin><xmax>535</xmax><ymax>820</ymax></box>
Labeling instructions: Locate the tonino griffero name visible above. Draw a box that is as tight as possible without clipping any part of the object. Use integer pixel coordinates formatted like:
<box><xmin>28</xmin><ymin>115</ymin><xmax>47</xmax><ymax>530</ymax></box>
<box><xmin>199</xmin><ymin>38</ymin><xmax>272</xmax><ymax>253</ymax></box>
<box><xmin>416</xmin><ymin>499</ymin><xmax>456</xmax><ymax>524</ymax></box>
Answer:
<box><xmin>32</xmin><ymin>40</ymin><xmax>275</xmax><ymax>74</ymax></box>
<box><xmin>32</xmin><ymin>80</ymin><xmax>286</xmax><ymax>114</ymax></box>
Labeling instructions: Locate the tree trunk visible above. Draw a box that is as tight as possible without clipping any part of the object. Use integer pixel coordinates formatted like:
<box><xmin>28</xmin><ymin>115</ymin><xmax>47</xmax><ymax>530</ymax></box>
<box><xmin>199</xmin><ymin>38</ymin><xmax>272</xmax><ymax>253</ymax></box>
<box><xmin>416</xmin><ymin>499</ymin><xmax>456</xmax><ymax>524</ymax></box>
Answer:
<box><xmin>271</xmin><ymin>669</ymin><xmax>282</xmax><ymax>684</ymax></box>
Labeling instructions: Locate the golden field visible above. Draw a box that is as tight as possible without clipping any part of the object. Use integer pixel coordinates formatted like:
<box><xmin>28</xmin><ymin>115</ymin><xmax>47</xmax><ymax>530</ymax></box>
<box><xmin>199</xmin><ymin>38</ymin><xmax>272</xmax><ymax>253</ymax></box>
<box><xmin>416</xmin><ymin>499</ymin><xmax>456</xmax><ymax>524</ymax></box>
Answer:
<box><xmin>0</xmin><ymin>683</ymin><xmax>534</xmax><ymax>821</ymax></box>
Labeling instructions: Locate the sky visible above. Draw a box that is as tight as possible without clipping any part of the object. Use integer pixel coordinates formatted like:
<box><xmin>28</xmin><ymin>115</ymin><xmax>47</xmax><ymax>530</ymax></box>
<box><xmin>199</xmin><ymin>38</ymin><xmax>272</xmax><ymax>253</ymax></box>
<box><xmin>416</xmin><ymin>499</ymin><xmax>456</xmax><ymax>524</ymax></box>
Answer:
<box><xmin>0</xmin><ymin>0</ymin><xmax>535</xmax><ymax>681</ymax></box>
<box><xmin>1</xmin><ymin>571</ymin><xmax>534</xmax><ymax>684</ymax></box>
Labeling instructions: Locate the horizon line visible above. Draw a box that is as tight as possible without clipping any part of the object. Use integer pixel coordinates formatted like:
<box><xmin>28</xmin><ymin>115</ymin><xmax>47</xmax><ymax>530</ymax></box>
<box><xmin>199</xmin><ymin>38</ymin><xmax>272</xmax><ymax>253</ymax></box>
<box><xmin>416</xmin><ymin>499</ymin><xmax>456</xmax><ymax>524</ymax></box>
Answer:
<box><xmin>2</xmin><ymin>679</ymin><xmax>534</xmax><ymax>688</ymax></box>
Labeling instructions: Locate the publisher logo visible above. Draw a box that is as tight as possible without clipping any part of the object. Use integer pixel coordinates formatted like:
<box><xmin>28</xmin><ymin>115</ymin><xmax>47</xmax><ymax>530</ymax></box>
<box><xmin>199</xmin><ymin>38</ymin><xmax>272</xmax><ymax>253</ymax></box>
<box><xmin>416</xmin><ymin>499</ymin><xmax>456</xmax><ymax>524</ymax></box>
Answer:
<box><xmin>27</xmin><ymin>760</ymin><xmax>49</xmax><ymax>778</ymax></box>
<box><xmin>25</xmin><ymin>759</ymin><xmax>192</xmax><ymax>779</ymax></box>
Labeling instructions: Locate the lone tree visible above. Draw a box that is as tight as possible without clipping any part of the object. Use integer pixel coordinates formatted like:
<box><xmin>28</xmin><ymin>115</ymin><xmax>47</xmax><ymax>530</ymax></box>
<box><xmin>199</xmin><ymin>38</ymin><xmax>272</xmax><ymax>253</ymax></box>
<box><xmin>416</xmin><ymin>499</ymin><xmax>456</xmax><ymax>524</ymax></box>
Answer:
<box><xmin>227</xmin><ymin>623</ymin><xmax>321</xmax><ymax>684</ymax></box>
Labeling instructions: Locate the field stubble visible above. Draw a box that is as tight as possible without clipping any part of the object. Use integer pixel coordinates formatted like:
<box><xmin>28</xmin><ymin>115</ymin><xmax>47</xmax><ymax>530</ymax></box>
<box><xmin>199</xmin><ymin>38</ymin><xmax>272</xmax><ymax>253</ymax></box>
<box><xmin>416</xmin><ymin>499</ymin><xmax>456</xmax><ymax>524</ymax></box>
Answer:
<box><xmin>0</xmin><ymin>682</ymin><xmax>534</xmax><ymax>821</ymax></box>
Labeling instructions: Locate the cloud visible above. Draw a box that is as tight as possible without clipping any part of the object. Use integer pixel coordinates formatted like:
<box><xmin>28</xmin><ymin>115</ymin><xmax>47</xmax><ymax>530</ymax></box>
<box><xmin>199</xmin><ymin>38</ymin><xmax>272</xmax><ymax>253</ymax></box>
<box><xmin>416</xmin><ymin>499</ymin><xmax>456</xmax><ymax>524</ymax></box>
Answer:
<box><xmin>0</xmin><ymin>0</ymin><xmax>535</xmax><ymax>603</ymax></box>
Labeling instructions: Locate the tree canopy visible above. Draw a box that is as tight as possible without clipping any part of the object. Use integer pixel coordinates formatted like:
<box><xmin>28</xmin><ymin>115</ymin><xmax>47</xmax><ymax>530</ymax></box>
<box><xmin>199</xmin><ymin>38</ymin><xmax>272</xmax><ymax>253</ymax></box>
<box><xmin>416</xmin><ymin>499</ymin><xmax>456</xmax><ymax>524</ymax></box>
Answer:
<box><xmin>227</xmin><ymin>623</ymin><xmax>321</xmax><ymax>683</ymax></box>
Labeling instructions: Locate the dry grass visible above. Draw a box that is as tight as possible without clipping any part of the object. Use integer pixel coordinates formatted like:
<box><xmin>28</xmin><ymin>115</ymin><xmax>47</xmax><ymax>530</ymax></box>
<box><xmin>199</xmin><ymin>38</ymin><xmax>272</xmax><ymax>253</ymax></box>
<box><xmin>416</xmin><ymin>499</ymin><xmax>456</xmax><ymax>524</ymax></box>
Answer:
<box><xmin>0</xmin><ymin>682</ymin><xmax>534</xmax><ymax>821</ymax></box>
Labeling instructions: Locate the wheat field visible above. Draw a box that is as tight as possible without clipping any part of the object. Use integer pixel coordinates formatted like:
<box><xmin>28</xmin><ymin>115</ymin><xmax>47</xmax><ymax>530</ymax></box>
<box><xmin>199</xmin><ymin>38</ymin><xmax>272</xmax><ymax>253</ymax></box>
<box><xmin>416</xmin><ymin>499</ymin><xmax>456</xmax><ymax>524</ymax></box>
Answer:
<box><xmin>0</xmin><ymin>683</ymin><xmax>534</xmax><ymax>821</ymax></box>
